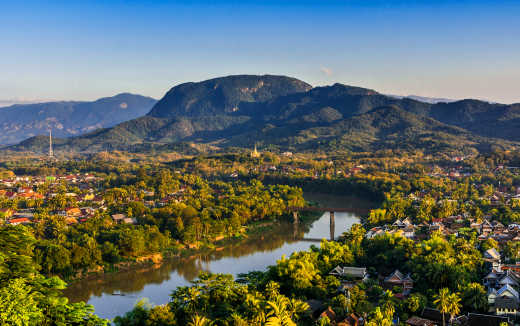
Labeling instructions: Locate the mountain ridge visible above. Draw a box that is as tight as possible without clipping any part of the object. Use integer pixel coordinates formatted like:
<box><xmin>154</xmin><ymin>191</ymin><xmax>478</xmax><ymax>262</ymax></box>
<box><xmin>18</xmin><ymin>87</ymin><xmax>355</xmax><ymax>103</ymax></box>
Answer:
<box><xmin>0</xmin><ymin>93</ymin><xmax>157</xmax><ymax>145</ymax></box>
<box><xmin>7</xmin><ymin>75</ymin><xmax>520</xmax><ymax>154</ymax></box>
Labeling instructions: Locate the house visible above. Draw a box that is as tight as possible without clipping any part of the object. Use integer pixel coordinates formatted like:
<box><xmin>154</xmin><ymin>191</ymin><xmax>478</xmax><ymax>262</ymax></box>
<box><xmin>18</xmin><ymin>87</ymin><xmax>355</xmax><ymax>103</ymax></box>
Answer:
<box><xmin>112</xmin><ymin>214</ymin><xmax>127</xmax><ymax>223</ymax></box>
<box><xmin>482</xmin><ymin>220</ymin><xmax>493</xmax><ymax>234</ymax></box>
<box><xmin>406</xmin><ymin>316</ymin><xmax>437</xmax><ymax>326</ymax></box>
<box><xmin>384</xmin><ymin>269</ymin><xmax>414</xmax><ymax>295</ymax></box>
<box><xmin>429</xmin><ymin>222</ymin><xmax>444</xmax><ymax>233</ymax></box>
<box><xmin>419</xmin><ymin>308</ymin><xmax>450</xmax><ymax>325</ymax></box>
<box><xmin>484</xmin><ymin>270</ymin><xmax>501</xmax><ymax>289</ymax></box>
<box><xmin>470</xmin><ymin>220</ymin><xmax>482</xmax><ymax>232</ymax></box>
<box><xmin>402</xmin><ymin>217</ymin><xmax>413</xmax><ymax>226</ymax></box>
<box><xmin>467</xmin><ymin>313</ymin><xmax>510</xmax><ymax>326</ymax></box>
<box><xmin>337</xmin><ymin>313</ymin><xmax>362</xmax><ymax>326</ymax></box>
<box><xmin>365</xmin><ymin>227</ymin><xmax>385</xmax><ymax>239</ymax></box>
<box><xmin>8</xmin><ymin>217</ymin><xmax>31</xmax><ymax>225</ymax></box>
<box><xmin>494</xmin><ymin>284</ymin><xmax>520</xmax><ymax>316</ymax></box>
<box><xmin>484</xmin><ymin>248</ymin><xmax>501</xmax><ymax>268</ymax></box>
<box><xmin>17</xmin><ymin>192</ymin><xmax>44</xmax><ymax>200</ymax></box>
<box><xmin>493</xmin><ymin>221</ymin><xmax>505</xmax><ymax>233</ymax></box>
<box><xmin>66</xmin><ymin>207</ymin><xmax>82</xmax><ymax>217</ymax></box>
<box><xmin>123</xmin><ymin>217</ymin><xmax>137</xmax><ymax>224</ymax></box>
<box><xmin>495</xmin><ymin>296</ymin><xmax>518</xmax><ymax>317</ymax></box>
<box><xmin>393</xmin><ymin>219</ymin><xmax>406</xmax><ymax>228</ymax></box>
<box><xmin>12</xmin><ymin>211</ymin><xmax>34</xmax><ymax>219</ymax></box>
<box><xmin>485</xmin><ymin>269</ymin><xmax>520</xmax><ymax>291</ymax></box>
<box><xmin>498</xmin><ymin>270</ymin><xmax>520</xmax><ymax>288</ymax></box>
<box><xmin>403</xmin><ymin>225</ymin><xmax>416</xmax><ymax>239</ymax></box>
<box><xmin>330</xmin><ymin>266</ymin><xmax>368</xmax><ymax>280</ymax></box>
<box><xmin>319</xmin><ymin>307</ymin><xmax>336</xmax><ymax>323</ymax></box>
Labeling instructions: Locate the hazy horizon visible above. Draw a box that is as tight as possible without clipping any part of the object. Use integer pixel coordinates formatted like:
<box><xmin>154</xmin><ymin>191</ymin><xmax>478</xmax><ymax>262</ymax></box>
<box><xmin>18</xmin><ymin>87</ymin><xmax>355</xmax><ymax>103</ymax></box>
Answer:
<box><xmin>0</xmin><ymin>75</ymin><xmax>512</xmax><ymax>108</ymax></box>
<box><xmin>3</xmin><ymin>0</ymin><xmax>520</xmax><ymax>104</ymax></box>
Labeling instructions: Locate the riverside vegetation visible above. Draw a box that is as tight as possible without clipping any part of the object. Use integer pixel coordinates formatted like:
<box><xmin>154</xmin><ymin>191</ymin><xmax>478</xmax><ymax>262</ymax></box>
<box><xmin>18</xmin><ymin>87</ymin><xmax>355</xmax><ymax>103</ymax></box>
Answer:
<box><xmin>1</xmin><ymin>149</ymin><xmax>520</xmax><ymax>324</ymax></box>
<box><xmin>0</xmin><ymin>151</ymin><xmax>520</xmax><ymax>325</ymax></box>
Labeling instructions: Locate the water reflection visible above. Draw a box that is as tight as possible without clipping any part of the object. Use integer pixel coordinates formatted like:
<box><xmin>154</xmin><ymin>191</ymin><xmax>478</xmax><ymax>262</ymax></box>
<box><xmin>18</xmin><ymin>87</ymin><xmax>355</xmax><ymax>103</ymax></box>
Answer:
<box><xmin>63</xmin><ymin>193</ymin><xmax>373</xmax><ymax>320</ymax></box>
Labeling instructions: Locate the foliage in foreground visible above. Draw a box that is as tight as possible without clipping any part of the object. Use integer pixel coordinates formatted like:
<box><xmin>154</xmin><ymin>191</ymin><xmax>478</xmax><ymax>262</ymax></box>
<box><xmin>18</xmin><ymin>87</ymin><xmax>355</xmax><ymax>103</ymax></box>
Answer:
<box><xmin>115</xmin><ymin>225</ymin><xmax>487</xmax><ymax>325</ymax></box>
<box><xmin>0</xmin><ymin>226</ymin><xmax>108</xmax><ymax>325</ymax></box>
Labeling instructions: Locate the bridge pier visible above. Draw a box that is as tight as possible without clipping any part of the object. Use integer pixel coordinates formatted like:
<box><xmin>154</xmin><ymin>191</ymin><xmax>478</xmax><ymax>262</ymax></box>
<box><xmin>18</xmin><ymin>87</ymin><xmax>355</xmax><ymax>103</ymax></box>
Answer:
<box><xmin>330</xmin><ymin>211</ymin><xmax>335</xmax><ymax>240</ymax></box>
<box><xmin>293</xmin><ymin>211</ymin><xmax>299</xmax><ymax>224</ymax></box>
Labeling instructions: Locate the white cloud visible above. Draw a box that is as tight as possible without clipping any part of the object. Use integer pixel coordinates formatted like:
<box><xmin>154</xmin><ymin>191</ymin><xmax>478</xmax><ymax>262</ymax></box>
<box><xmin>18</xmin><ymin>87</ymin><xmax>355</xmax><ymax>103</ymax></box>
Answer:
<box><xmin>320</xmin><ymin>66</ymin><xmax>333</xmax><ymax>77</ymax></box>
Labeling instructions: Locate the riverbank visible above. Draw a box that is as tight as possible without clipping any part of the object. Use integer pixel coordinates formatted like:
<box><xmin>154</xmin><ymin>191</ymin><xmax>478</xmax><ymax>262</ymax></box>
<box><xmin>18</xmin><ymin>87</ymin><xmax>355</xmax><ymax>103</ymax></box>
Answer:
<box><xmin>64</xmin><ymin>209</ymin><xmax>322</xmax><ymax>283</ymax></box>
<box><xmin>62</xmin><ymin>193</ymin><xmax>373</xmax><ymax>320</ymax></box>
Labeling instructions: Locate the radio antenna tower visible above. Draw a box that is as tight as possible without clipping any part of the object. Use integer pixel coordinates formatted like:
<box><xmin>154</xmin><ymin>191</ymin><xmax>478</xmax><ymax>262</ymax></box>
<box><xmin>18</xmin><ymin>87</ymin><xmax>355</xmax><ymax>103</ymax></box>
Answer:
<box><xmin>49</xmin><ymin>129</ymin><xmax>54</xmax><ymax>158</ymax></box>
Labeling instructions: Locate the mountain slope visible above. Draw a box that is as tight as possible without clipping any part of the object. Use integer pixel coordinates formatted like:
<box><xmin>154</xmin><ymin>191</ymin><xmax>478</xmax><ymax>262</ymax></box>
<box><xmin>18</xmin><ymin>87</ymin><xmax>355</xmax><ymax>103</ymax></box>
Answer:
<box><xmin>0</xmin><ymin>93</ymin><xmax>157</xmax><ymax>144</ymax></box>
<box><xmin>8</xmin><ymin>75</ymin><xmax>520</xmax><ymax>153</ymax></box>
<box><xmin>148</xmin><ymin>74</ymin><xmax>312</xmax><ymax>118</ymax></box>
<box><xmin>221</xmin><ymin>105</ymin><xmax>513</xmax><ymax>152</ymax></box>
<box><xmin>428</xmin><ymin>100</ymin><xmax>520</xmax><ymax>141</ymax></box>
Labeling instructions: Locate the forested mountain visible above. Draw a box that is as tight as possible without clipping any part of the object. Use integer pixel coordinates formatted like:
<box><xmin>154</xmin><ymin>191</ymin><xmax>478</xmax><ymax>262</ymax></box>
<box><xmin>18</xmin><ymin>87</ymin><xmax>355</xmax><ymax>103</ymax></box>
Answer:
<box><xmin>148</xmin><ymin>74</ymin><xmax>312</xmax><ymax>118</ymax></box>
<box><xmin>9</xmin><ymin>75</ymin><xmax>520</xmax><ymax>153</ymax></box>
<box><xmin>0</xmin><ymin>93</ymin><xmax>157</xmax><ymax>144</ymax></box>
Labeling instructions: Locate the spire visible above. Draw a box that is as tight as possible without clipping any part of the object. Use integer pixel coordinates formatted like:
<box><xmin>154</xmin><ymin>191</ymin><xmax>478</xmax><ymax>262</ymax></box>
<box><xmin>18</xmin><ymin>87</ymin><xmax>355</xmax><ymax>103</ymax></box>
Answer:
<box><xmin>49</xmin><ymin>129</ymin><xmax>53</xmax><ymax>158</ymax></box>
<box><xmin>250</xmin><ymin>143</ymin><xmax>260</xmax><ymax>158</ymax></box>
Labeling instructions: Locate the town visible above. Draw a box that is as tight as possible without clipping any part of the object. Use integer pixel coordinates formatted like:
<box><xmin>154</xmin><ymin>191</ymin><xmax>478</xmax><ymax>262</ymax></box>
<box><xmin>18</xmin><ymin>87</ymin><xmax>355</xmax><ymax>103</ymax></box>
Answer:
<box><xmin>1</xmin><ymin>150</ymin><xmax>520</xmax><ymax>325</ymax></box>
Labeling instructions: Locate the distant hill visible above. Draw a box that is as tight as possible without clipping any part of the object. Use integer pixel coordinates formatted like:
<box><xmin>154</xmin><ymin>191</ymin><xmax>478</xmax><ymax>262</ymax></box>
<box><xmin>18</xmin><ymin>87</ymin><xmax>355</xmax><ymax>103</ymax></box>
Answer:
<box><xmin>8</xmin><ymin>75</ymin><xmax>520</xmax><ymax>154</ymax></box>
<box><xmin>0</xmin><ymin>93</ymin><xmax>157</xmax><ymax>144</ymax></box>
<box><xmin>388</xmin><ymin>94</ymin><xmax>458</xmax><ymax>104</ymax></box>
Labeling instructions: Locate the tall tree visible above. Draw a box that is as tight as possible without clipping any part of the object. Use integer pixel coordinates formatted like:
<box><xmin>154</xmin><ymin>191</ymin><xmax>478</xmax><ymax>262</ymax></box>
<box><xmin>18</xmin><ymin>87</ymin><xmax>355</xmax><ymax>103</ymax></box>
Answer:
<box><xmin>434</xmin><ymin>288</ymin><xmax>461</xmax><ymax>326</ymax></box>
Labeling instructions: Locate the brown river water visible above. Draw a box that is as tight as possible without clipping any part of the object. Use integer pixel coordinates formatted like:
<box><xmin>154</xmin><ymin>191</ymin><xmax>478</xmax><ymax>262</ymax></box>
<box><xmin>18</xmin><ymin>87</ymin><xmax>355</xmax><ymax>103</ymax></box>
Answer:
<box><xmin>63</xmin><ymin>193</ymin><xmax>374</xmax><ymax>320</ymax></box>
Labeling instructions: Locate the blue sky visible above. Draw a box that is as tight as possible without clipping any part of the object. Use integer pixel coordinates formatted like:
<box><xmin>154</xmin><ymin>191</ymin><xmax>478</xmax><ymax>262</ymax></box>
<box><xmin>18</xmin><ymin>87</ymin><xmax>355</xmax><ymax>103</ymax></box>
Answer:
<box><xmin>1</xmin><ymin>0</ymin><xmax>519</xmax><ymax>104</ymax></box>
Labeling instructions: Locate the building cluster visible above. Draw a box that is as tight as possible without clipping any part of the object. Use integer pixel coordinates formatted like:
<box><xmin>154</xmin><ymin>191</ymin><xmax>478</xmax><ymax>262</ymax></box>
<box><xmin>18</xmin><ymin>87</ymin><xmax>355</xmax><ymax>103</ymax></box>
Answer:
<box><xmin>0</xmin><ymin>173</ymin><xmax>186</xmax><ymax>227</ymax></box>
<box><xmin>310</xmin><ymin>266</ymin><xmax>416</xmax><ymax>325</ymax></box>
<box><xmin>483</xmin><ymin>247</ymin><xmax>520</xmax><ymax>319</ymax></box>
<box><xmin>428</xmin><ymin>164</ymin><xmax>472</xmax><ymax>179</ymax></box>
<box><xmin>323</xmin><ymin>264</ymin><xmax>511</xmax><ymax>325</ymax></box>
<box><xmin>366</xmin><ymin>215</ymin><xmax>520</xmax><ymax>245</ymax></box>
<box><xmin>0</xmin><ymin>174</ymin><xmax>103</xmax><ymax>225</ymax></box>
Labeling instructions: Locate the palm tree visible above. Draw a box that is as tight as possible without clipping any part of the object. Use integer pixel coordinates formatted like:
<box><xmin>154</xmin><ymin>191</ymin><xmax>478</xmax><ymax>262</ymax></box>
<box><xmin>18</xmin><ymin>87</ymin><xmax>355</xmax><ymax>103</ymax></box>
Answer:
<box><xmin>379</xmin><ymin>290</ymin><xmax>397</xmax><ymax>319</ymax></box>
<box><xmin>447</xmin><ymin>292</ymin><xmax>462</xmax><ymax>323</ymax></box>
<box><xmin>434</xmin><ymin>288</ymin><xmax>450</xmax><ymax>326</ymax></box>
<box><xmin>265</xmin><ymin>294</ymin><xmax>296</xmax><ymax>326</ymax></box>
<box><xmin>265</xmin><ymin>281</ymin><xmax>280</xmax><ymax>299</ymax></box>
<box><xmin>434</xmin><ymin>288</ymin><xmax>461</xmax><ymax>326</ymax></box>
<box><xmin>178</xmin><ymin>287</ymin><xmax>202</xmax><ymax>314</ymax></box>
<box><xmin>366</xmin><ymin>307</ymin><xmax>393</xmax><ymax>326</ymax></box>
<box><xmin>188</xmin><ymin>314</ymin><xmax>213</xmax><ymax>326</ymax></box>
<box><xmin>287</xmin><ymin>298</ymin><xmax>310</xmax><ymax>321</ymax></box>
<box><xmin>245</xmin><ymin>294</ymin><xmax>266</xmax><ymax>325</ymax></box>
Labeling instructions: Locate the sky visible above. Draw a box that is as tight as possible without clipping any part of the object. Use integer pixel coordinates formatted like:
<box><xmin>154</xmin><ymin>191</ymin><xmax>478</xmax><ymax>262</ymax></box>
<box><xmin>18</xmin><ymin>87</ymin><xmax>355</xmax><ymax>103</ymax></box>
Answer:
<box><xmin>1</xmin><ymin>0</ymin><xmax>519</xmax><ymax>104</ymax></box>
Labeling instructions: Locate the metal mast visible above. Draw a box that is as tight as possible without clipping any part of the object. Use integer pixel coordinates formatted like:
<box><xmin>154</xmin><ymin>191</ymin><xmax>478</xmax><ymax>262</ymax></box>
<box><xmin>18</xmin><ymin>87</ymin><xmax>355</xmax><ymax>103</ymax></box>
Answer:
<box><xmin>49</xmin><ymin>129</ymin><xmax>53</xmax><ymax>157</ymax></box>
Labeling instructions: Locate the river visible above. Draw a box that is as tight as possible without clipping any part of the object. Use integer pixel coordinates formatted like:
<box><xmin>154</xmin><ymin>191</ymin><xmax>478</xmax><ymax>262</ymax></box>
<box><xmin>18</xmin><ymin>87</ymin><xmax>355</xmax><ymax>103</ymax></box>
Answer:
<box><xmin>63</xmin><ymin>193</ymin><xmax>373</xmax><ymax>320</ymax></box>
